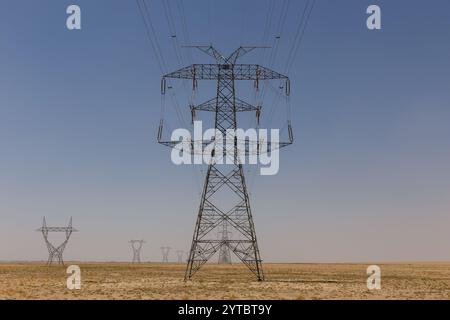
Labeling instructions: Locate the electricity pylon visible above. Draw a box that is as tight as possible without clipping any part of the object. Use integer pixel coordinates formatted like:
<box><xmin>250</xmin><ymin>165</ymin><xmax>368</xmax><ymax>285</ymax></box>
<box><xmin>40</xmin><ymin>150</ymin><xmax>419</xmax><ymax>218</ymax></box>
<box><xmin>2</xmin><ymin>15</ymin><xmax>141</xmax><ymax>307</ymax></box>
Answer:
<box><xmin>129</xmin><ymin>240</ymin><xmax>145</xmax><ymax>263</ymax></box>
<box><xmin>161</xmin><ymin>246</ymin><xmax>171</xmax><ymax>263</ymax></box>
<box><xmin>158</xmin><ymin>46</ymin><xmax>293</xmax><ymax>281</ymax></box>
<box><xmin>176</xmin><ymin>250</ymin><xmax>185</xmax><ymax>263</ymax></box>
<box><xmin>37</xmin><ymin>217</ymin><xmax>78</xmax><ymax>265</ymax></box>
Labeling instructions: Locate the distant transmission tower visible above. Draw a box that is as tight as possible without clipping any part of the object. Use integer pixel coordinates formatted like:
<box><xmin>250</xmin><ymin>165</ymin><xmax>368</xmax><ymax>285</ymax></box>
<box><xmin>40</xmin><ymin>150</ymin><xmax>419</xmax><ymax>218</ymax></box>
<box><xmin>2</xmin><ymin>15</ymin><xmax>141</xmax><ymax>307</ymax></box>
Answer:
<box><xmin>158</xmin><ymin>46</ymin><xmax>293</xmax><ymax>281</ymax></box>
<box><xmin>129</xmin><ymin>240</ymin><xmax>145</xmax><ymax>263</ymax></box>
<box><xmin>37</xmin><ymin>217</ymin><xmax>78</xmax><ymax>265</ymax></box>
<box><xmin>161</xmin><ymin>246</ymin><xmax>171</xmax><ymax>263</ymax></box>
<box><xmin>218</xmin><ymin>222</ymin><xmax>232</xmax><ymax>264</ymax></box>
<box><xmin>176</xmin><ymin>250</ymin><xmax>185</xmax><ymax>263</ymax></box>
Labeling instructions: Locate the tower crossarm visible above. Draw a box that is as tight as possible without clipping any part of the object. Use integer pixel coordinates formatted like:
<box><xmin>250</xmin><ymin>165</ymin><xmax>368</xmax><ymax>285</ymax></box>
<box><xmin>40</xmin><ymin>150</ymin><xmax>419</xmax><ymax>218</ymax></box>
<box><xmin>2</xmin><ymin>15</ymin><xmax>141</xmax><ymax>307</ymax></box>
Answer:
<box><xmin>183</xmin><ymin>45</ymin><xmax>268</xmax><ymax>65</ymax></box>
<box><xmin>163</xmin><ymin>64</ymin><xmax>288</xmax><ymax>81</ymax></box>
<box><xmin>157</xmin><ymin>139</ymin><xmax>293</xmax><ymax>156</ymax></box>
<box><xmin>193</xmin><ymin>97</ymin><xmax>259</xmax><ymax>113</ymax></box>
<box><xmin>36</xmin><ymin>227</ymin><xmax>78</xmax><ymax>232</ymax></box>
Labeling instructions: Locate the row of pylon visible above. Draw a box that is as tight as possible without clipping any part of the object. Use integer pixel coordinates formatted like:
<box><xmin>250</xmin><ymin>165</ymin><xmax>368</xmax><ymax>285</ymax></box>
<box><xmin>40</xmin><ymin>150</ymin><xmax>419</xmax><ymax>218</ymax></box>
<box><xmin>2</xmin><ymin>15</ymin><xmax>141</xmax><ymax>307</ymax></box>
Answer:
<box><xmin>36</xmin><ymin>217</ymin><xmax>213</xmax><ymax>265</ymax></box>
<box><xmin>129</xmin><ymin>243</ymin><xmax>188</xmax><ymax>264</ymax></box>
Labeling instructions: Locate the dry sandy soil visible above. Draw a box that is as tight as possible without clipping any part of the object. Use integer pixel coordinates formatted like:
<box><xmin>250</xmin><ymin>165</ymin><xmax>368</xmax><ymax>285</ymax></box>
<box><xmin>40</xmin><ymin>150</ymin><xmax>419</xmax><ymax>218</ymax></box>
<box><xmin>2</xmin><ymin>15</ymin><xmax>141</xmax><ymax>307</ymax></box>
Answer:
<box><xmin>0</xmin><ymin>262</ymin><xmax>448</xmax><ymax>300</ymax></box>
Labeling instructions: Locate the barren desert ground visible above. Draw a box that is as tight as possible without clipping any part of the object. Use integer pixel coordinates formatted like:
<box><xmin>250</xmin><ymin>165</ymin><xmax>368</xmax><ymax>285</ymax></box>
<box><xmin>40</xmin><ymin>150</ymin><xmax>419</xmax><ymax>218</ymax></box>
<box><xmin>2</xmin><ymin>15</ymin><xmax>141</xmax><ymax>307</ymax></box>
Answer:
<box><xmin>0</xmin><ymin>262</ymin><xmax>449</xmax><ymax>300</ymax></box>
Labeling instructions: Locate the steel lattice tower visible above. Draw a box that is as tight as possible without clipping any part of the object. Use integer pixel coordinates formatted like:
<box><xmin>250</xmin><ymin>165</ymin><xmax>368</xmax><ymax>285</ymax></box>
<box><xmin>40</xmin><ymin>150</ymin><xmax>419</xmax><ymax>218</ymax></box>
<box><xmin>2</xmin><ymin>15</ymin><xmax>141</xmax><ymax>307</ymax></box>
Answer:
<box><xmin>37</xmin><ymin>217</ymin><xmax>78</xmax><ymax>265</ymax></box>
<box><xmin>158</xmin><ymin>46</ymin><xmax>292</xmax><ymax>281</ymax></box>
<box><xmin>161</xmin><ymin>246</ymin><xmax>171</xmax><ymax>263</ymax></box>
<box><xmin>176</xmin><ymin>250</ymin><xmax>185</xmax><ymax>263</ymax></box>
<box><xmin>129</xmin><ymin>240</ymin><xmax>145</xmax><ymax>263</ymax></box>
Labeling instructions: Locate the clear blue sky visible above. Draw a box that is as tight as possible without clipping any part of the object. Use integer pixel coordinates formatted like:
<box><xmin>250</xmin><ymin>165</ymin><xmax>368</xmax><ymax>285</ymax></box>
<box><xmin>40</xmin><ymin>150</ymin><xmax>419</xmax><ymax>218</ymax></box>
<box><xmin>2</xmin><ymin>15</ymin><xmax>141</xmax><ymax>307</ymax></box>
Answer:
<box><xmin>0</xmin><ymin>0</ymin><xmax>449</xmax><ymax>262</ymax></box>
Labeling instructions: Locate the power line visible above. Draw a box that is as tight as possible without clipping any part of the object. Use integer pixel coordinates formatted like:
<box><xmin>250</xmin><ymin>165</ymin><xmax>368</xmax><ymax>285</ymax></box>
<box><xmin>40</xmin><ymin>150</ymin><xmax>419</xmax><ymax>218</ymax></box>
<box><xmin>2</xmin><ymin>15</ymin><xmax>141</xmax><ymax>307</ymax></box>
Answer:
<box><xmin>160</xmin><ymin>0</ymin><xmax>191</xmax><ymax>128</ymax></box>
<box><xmin>137</xmin><ymin>0</ymin><xmax>200</xmax><ymax>194</ymax></box>
<box><xmin>136</xmin><ymin>0</ymin><xmax>189</xmax><ymax>129</ymax></box>
<box><xmin>284</xmin><ymin>0</ymin><xmax>315</xmax><ymax>74</ymax></box>
<box><xmin>162</xmin><ymin>0</ymin><xmax>185</xmax><ymax>66</ymax></box>
<box><xmin>260</xmin><ymin>0</ymin><xmax>315</xmax><ymax>136</ymax></box>
<box><xmin>136</xmin><ymin>0</ymin><xmax>167</xmax><ymax>73</ymax></box>
<box><xmin>268</xmin><ymin>0</ymin><xmax>291</xmax><ymax>67</ymax></box>
<box><xmin>207</xmin><ymin>0</ymin><xmax>213</xmax><ymax>45</ymax></box>
<box><xmin>176</xmin><ymin>0</ymin><xmax>194</xmax><ymax>63</ymax></box>
<box><xmin>259</xmin><ymin>0</ymin><xmax>276</xmax><ymax>65</ymax></box>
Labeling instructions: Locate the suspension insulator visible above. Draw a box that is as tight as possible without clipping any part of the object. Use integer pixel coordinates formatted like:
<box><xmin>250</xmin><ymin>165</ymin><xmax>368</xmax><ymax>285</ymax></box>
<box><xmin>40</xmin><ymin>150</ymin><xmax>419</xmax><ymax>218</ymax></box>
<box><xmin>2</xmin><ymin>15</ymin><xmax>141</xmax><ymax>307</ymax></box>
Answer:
<box><xmin>192</xmin><ymin>79</ymin><xmax>198</xmax><ymax>91</ymax></box>
<box><xmin>192</xmin><ymin>68</ymin><xmax>197</xmax><ymax>91</ymax></box>
<box><xmin>256</xmin><ymin>106</ymin><xmax>261</xmax><ymax>126</ymax></box>
<box><xmin>190</xmin><ymin>105</ymin><xmax>196</xmax><ymax>124</ymax></box>
<box><xmin>161</xmin><ymin>78</ymin><xmax>166</xmax><ymax>95</ymax></box>
<box><xmin>285</xmin><ymin>79</ymin><xmax>291</xmax><ymax>96</ymax></box>
<box><xmin>288</xmin><ymin>121</ymin><xmax>294</xmax><ymax>142</ymax></box>
<box><xmin>158</xmin><ymin>119</ymin><xmax>163</xmax><ymax>141</ymax></box>
<box><xmin>252</xmin><ymin>66</ymin><xmax>260</xmax><ymax>91</ymax></box>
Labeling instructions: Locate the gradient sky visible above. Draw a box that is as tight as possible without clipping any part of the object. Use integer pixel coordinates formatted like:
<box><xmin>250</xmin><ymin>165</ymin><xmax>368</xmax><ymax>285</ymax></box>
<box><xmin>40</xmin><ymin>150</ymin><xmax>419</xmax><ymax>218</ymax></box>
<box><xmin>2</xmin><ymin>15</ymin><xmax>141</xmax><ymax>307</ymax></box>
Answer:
<box><xmin>0</xmin><ymin>0</ymin><xmax>449</xmax><ymax>262</ymax></box>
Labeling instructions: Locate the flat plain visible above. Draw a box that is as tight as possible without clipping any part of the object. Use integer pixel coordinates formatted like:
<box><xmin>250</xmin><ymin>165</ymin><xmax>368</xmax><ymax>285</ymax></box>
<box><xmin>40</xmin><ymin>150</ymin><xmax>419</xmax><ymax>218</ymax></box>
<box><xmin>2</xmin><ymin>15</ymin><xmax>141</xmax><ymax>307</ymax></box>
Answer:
<box><xmin>0</xmin><ymin>262</ymin><xmax>448</xmax><ymax>300</ymax></box>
